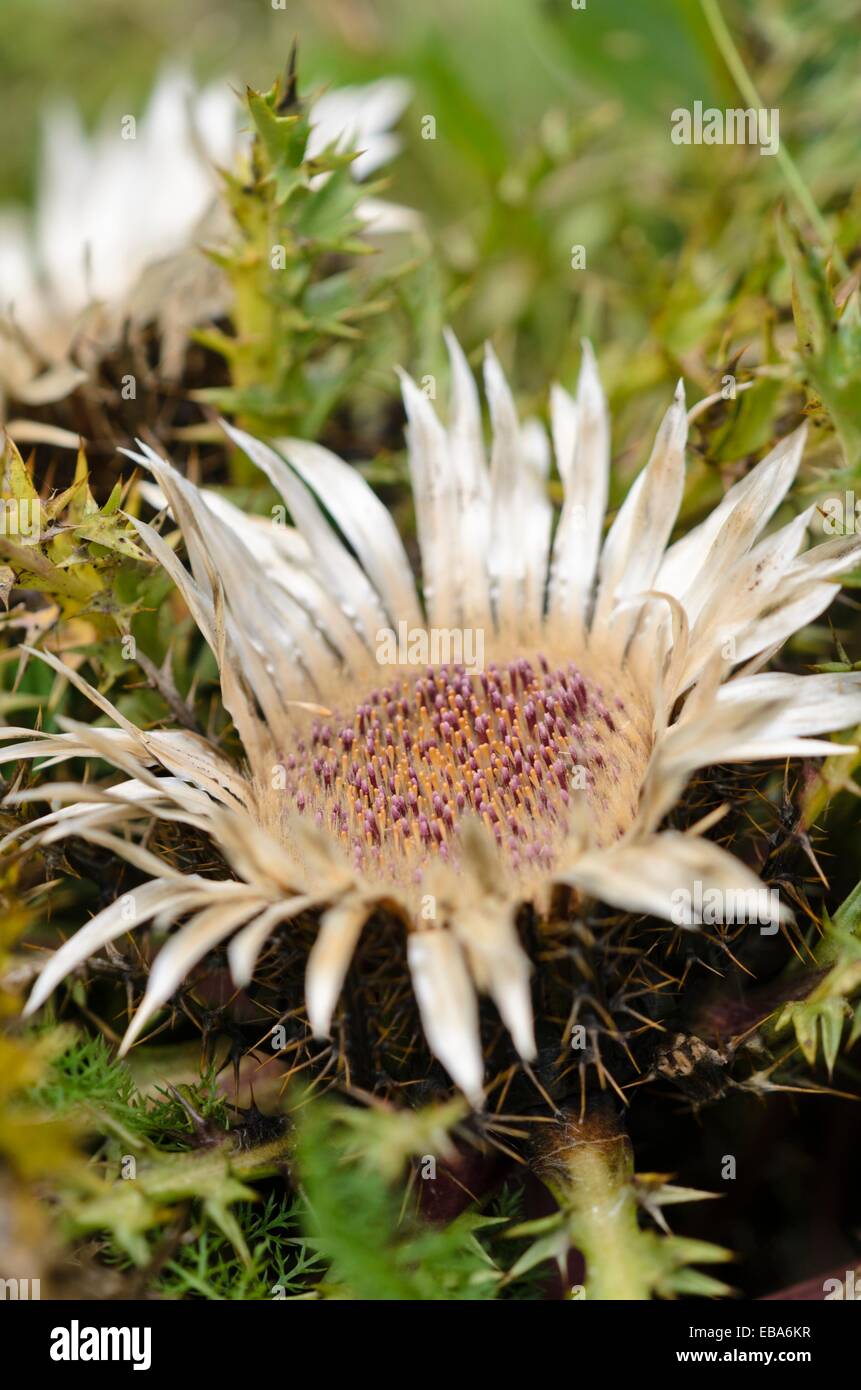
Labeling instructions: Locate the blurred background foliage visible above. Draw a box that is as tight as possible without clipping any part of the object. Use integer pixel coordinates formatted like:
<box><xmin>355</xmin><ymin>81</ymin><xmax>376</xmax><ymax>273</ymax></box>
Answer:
<box><xmin>3</xmin><ymin>0</ymin><xmax>860</xmax><ymax>429</ymax></box>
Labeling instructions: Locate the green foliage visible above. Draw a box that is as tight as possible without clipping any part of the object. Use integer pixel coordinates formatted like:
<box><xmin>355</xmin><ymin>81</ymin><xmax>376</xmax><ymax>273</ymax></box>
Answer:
<box><xmin>196</xmin><ymin>65</ymin><xmax>415</xmax><ymax>449</ymax></box>
<box><xmin>60</xmin><ymin>1131</ymin><xmax>294</xmax><ymax>1268</ymax></box>
<box><xmin>774</xmin><ymin>890</ymin><xmax>861</xmax><ymax>1075</ymax></box>
<box><xmin>778</xmin><ymin>212</ymin><xmax>861</xmax><ymax>468</ymax></box>
<box><xmin>153</xmin><ymin>1195</ymin><xmax>325</xmax><ymax>1300</ymax></box>
<box><xmin>29</xmin><ymin>1030</ymin><xmax>230</xmax><ymax>1147</ymax></box>
<box><xmin>0</xmin><ymin>435</ymin><xmax>148</xmax><ymax>621</ymax></box>
<box><xmin>0</xmin><ymin>1021</ymin><xmax>84</xmax><ymax>1287</ymax></box>
<box><xmin>18</xmin><ymin>1035</ymin><xmax>554</xmax><ymax>1298</ymax></box>
<box><xmin>295</xmin><ymin>1098</ymin><xmax>505</xmax><ymax>1300</ymax></box>
<box><xmin>23</xmin><ymin>1028</ymin><xmax>291</xmax><ymax>1268</ymax></box>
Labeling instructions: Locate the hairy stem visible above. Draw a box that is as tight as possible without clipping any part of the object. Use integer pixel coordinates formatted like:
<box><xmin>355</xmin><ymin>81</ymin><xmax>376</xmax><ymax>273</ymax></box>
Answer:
<box><xmin>530</xmin><ymin>1105</ymin><xmax>654</xmax><ymax>1300</ymax></box>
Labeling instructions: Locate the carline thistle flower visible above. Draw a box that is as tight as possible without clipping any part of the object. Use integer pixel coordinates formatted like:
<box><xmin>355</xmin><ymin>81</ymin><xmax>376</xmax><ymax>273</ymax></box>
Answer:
<box><xmin>8</xmin><ymin>333</ymin><xmax>861</xmax><ymax>1107</ymax></box>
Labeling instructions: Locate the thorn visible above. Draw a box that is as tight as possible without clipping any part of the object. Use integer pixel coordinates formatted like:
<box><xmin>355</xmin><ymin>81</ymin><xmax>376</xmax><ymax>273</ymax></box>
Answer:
<box><xmin>277</xmin><ymin>40</ymin><xmax>300</xmax><ymax>114</ymax></box>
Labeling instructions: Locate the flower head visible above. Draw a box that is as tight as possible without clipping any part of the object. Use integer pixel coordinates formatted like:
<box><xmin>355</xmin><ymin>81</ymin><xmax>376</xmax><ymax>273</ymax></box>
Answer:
<box><xmin>8</xmin><ymin>336</ymin><xmax>861</xmax><ymax>1106</ymax></box>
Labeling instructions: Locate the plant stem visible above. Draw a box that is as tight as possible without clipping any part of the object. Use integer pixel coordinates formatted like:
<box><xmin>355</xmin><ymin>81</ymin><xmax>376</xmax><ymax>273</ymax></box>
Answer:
<box><xmin>530</xmin><ymin>1106</ymin><xmax>653</xmax><ymax>1299</ymax></box>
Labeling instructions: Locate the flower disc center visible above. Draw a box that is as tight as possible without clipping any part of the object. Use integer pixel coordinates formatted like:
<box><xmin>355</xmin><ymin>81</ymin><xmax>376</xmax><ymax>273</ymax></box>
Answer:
<box><xmin>281</xmin><ymin>656</ymin><xmax>642</xmax><ymax>885</ymax></box>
